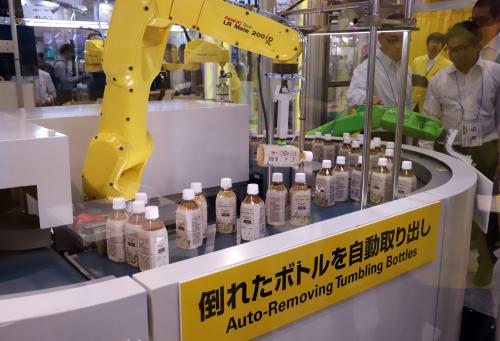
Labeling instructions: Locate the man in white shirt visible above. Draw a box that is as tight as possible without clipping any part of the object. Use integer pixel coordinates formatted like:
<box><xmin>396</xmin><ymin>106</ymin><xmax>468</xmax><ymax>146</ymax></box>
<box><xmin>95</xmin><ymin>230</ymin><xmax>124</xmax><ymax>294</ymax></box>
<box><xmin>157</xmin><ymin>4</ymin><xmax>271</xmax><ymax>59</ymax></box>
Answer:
<box><xmin>472</xmin><ymin>0</ymin><xmax>500</xmax><ymax>63</ymax></box>
<box><xmin>34</xmin><ymin>69</ymin><xmax>56</xmax><ymax>106</ymax></box>
<box><xmin>425</xmin><ymin>22</ymin><xmax>500</xmax><ymax>286</ymax></box>
<box><xmin>347</xmin><ymin>32</ymin><xmax>412</xmax><ymax>108</ymax></box>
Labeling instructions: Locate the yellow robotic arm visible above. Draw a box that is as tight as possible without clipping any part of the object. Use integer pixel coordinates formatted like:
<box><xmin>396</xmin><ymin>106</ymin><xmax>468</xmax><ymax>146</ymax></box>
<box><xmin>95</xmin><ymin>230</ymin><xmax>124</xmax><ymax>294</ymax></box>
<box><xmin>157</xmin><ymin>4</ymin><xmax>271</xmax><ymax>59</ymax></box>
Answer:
<box><xmin>82</xmin><ymin>0</ymin><xmax>303</xmax><ymax>200</ymax></box>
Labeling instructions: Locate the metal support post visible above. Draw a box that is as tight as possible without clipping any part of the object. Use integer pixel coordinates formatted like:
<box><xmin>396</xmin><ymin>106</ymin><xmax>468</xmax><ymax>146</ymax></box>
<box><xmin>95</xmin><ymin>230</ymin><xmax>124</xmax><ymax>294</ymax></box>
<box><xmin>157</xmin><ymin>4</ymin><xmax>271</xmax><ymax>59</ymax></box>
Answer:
<box><xmin>360</xmin><ymin>0</ymin><xmax>380</xmax><ymax>209</ymax></box>
<box><xmin>8</xmin><ymin>0</ymin><xmax>23</xmax><ymax>108</ymax></box>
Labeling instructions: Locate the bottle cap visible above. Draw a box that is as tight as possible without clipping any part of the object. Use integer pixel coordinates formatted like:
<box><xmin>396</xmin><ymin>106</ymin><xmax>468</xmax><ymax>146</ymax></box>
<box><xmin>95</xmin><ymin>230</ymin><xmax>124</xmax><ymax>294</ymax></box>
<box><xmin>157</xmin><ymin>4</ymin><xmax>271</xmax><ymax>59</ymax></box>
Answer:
<box><xmin>402</xmin><ymin>161</ymin><xmax>413</xmax><ymax>170</ymax></box>
<box><xmin>336</xmin><ymin>156</ymin><xmax>346</xmax><ymax>165</ymax></box>
<box><xmin>386</xmin><ymin>141</ymin><xmax>395</xmax><ymax>149</ymax></box>
<box><xmin>112</xmin><ymin>197</ymin><xmax>126</xmax><ymax>210</ymax></box>
<box><xmin>247</xmin><ymin>183</ymin><xmax>259</xmax><ymax>195</ymax></box>
<box><xmin>305</xmin><ymin>134</ymin><xmax>314</xmax><ymax>139</ymax></box>
<box><xmin>132</xmin><ymin>200</ymin><xmax>146</xmax><ymax>214</ymax></box>
<box><xmin>221</xmin><ymin>177</ymin><xmax>232</xmax><ymax>189</ymax></box>
<box><xmin>343</xmin><ymin>136</ymin><xmax>351</xmax><ymax>144</ymax></box>
<box><xmin>378</xmin><ymin>157</ymin><xmax>388</xmax><ymax>167</ymax></box>
<box><xmin>315</xmin><ymin>132</ymin><xmax>322</xmax><ymax>138</ymax></box>
<box><xmin>295</xmin><ymin>172</ymin><xmax>306</xmax><ymax>183</ymax></box>
<box><xmin>322</xmin><ymin>160</ymin><xmax>332</xmax><ymax>169</ymax></box>
<box><xmin>190</xmin><ymin>182</ymin><xmax>203</xmax><ymax>194</ymax></box>
<box><xmin>343</xmin><ymin>132</ymin><xmax>351</xmax><ymax>139</ymax></box>
<box><xmin>182</xmin><ymin>189</ymin><xmax>195</xmax><ymax>201</ymax></box>
<box><xmin>324</xmin><ymin>133</ymin><xmax>332</xmax><ymax>141</ymax></box>
<box><xmin>357</xmin><ymin>155</ymin><xmax>363</xmax><ymax>164</ymax></box>
<box><xmin>357</xmin><ymin>134</ymin><xmax>364</xmax><ymax>141</ymax></box>
<box><xmin>135</xmin><ymin>192</ymin><xmax>147</xmax><ymax>203</ymax></box>
<box><xmin>145</xmin><ymin>206</ymin><xmax>159</xmax><ymax>220</ymax></box>
<box><xmin>374</xmin><ymin>137</ymin><xmax>381</xmax><ymax>144</ymax></box>
<box><xmin>272</xmin><ymin>172</ymin><xmax>283</xmax><ymax>183</ymax></box>
<box><xmin>303</xmin><ymin>151</ymin><xmax>313</xmax><ymax>162</ymax></box>
<box><xmin>351</xmin><ymin>140</ymin><xmax>360</xmax><ymax>148</ymax></box>
<box><xmin>295</xmin><ymin>130</ymin><xmax>300</xmax><ymax>137</ymax></box>
<box><xmin>250</xmin><ymin>129</ymin><xmax>257</xmax><ymax>137</ymax></box>
<box><xmin>385</xmin><ymin>148</ymin><xmax>394</xmax><ymax>157</ymax></box>
<box><xmin>370</xmin><ymin>141</ymin><xmax>375</xmax><ymax>149</ymax></box>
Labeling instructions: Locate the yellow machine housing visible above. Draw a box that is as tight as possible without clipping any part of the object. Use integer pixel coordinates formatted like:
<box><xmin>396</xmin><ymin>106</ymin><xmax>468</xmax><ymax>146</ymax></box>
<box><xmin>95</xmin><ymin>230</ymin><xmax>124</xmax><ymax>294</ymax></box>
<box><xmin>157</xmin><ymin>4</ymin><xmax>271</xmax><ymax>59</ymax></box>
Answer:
<box><xmin>82</xmin><ymin>0</ymin><xmax>303</xmax><ymax>200</ymax></box>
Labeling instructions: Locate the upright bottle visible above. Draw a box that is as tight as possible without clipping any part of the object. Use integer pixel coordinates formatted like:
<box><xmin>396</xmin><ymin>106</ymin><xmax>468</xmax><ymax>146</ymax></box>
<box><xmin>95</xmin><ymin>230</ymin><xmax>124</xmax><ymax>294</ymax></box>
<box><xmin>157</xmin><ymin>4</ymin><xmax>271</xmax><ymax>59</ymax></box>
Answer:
<box><xmin>357</xmin><ymin>133</ymin><xmax>364</xmax><ymax>147</ymax></box>
<box><xmin>138</xmin><ymin>206</ymin><xmax>169</xmax><ymax>271</ymax></box>
<box><xmin>191</xmin><ymin>182</ymin><xmax>208</xmax><ymax>239</ymax></box>
<box><xmin>257</xmin><ymin>144</ymin><xmax>313</xmax><ymax>167</ymax></box>
<box><xmin>249</xmin><ymin>129</ymin><xmax>260</xmax><ymax>165</ymax></box>
<box><xmin>312</xmin><ymin>132</ymin><xmax>324</xmax><ymax>162</ymax></box>
<box><xmin>369</xmin><ymin>142</ymin><xmax>379</xmax><ymax>171</ymax></box>
<box><xmin>370</xmin><ymin>158</ymin><xmax>392</xmax><ymax>204</ymax></box>
<box><xmin>240</xmin><ymin>184</ymin><xmax>266</xmax><ymax>241</ymax></box>
<box><xmin>315</xmin><ymin>160</ymin><xmax>335</xmax><ymax>207</ymax></box>
<box><xmin>333</xmin><ymin>156</ymin><xmax>350</xmax><ymax>202</ymax></box>
<box><xmin>125</xmin><ymin>200</ymin><xmax>146</xmax><ymax>267</ymax></box>
<box><xmin>266</xmin><ymin>172</ymin><xmax>288</xmax><ymax>227</ymax></box>
<box><xmin>304</xmin><ymin>134</ymin><xmax>314</xmax><ymax>151</ymax></box>
<box><xmin>323</xmin><ymin>133</ymin><xmax>336</xmax><ymax>162</ymax></box>
<box><xmin>216</xmin><ymin>177</ymin><xmax>237</xmax><ymax>234</ymax></box>
<box><xmin>373</xmin><ymin>137</ymin><xmax>383</xmax><ymax>156</ymax></box>
<box><xmin>338</xmin><ymin>135</ymin><xmax>351</xmax><ymax>158</ymax></box>
<box><xmin>347</xmin><ymin>140</ymin><xmax>361</xmax><ymax>175</ymax></box>
<box><xmin>106</xmin><ymin>197</ymin><xmax>128</xmax><ymax>263</ymax></box>
<box><xmin>386</xmin><ymin>141</ymin><xmax>395</xmax><ymax>152</ymax></box>
<box><xmin>385</xmin><ymin>148</ymin><xmax>394</xmax><ymax>171</ymax></box>
<box><xmin>289</xmin><ymin>172</ymin><xmax>311</xmax><ymax>226</ymax></box>
<box><xmin>176</xmin><ymin>189</ymin><xmax>203</xmax><ymax>250</ymax></box>
<box><xmin>397</xmin><ymin>161</ymin><xmax>417</xmax><ymax>199</ymax></box>
<box><xmin>350</xmin><ymin>156</ymin><xmax>363</xmax><ymax>202</ymax></box>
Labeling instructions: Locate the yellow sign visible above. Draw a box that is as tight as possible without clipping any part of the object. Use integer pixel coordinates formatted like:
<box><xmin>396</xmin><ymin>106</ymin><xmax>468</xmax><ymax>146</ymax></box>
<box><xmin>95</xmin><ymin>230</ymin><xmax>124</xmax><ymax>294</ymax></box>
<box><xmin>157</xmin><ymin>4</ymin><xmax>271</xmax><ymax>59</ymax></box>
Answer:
<box><xmin>180</xmin><ymin>202</ymin><xmax>441</xmax><ymax>340</ymax></box>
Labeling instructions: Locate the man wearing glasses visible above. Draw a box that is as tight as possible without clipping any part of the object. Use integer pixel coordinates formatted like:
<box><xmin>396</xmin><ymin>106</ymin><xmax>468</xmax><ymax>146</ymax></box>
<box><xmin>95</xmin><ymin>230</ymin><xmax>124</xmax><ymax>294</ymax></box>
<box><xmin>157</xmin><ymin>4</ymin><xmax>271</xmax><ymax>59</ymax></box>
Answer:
<box><xmin>472</xmin><ymin>0</ymin><xmax>500</xmax><ymax>63</ymax></box>
<box><xmin>424</xmin><ymin>22</ymin><xmax>500</xmax><ymax>286</ymax></box>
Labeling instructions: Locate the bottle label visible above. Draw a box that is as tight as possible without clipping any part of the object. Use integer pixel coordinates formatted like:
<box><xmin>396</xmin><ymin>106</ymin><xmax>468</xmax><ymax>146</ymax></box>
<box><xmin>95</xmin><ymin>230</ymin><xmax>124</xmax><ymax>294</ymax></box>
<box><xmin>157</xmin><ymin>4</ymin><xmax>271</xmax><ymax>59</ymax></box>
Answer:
<box><xmin>125</xmin><ymin>223</ymin><xmax>142</xmax><ymax>267</ymax></box>
<box><xmin>106</xmin><ymin>218</ymin><xmax>127</xmax><ymax>244</ymax></box>
<box><xmin>312</xmin><ymin>143</ymin><xmax>323</xmax><ymax>162</ymax></box>
<box><xmin>397</xmin><ymin>175</ymin><xmax>417</xmax><ymax>199</ymax></box>
<box><xmin>262</xmin><ymin>145</ymin><xmax>301</xmax><ymax>167</ymax></box>
<box><xmin>315</xmin><ymin>175</ymin><xmax>335</xmax><ymax>207</ymax></box>
<box><xmin>369</xmin><ymin>154</ymin><xmax>379</xmax><ymax>170</ymax></box>
<box><xmin>347</xmin><ymin>153</ymin><xmax>359</xmax><ymax>173</ymax></box>
<box><xmin>216</xmin><ymin>196</ymin><xmax>236</xmax><ymax>233</ymax></box>
<box><xmin>266</xmin><ymin>190</ymin><xmax>287</xmax><ymax>225</ymax></box>
<box><xmin>350</xmin><ymin>170</ymin><xmax>362</xmax><ymax>201</ymax></box>
<box><xmin>107</xmin><ymin>241</ymin><xmax>125</xmax><ymax>262</ymax></box>
<box><xmin>176</xmin><ymin>208</ymin><xmax>203</xmax><ymax>249</ymax></box>
<box><xmin>333</xmin><ymin>171</ymin><xmax>349</xmax><ymax>202</ymax></box>
<box><xmin>240</xmin><ymin>202</ymin><xmax>265</xmax><ymax>241</ymax></box>
<box><xmin>323</xmin><ymin>145</ymin><xmax>336</xmax><ymax>163</ymax></box>
<box><xmin>290</xmin><ymin>190</ymin><xmax>311</xmax><ymax>225</ymax></box>
<box><xmin>138</xmin><ymin>229</ymin><xmax>169</xmax><ymax>271</ymax></box>
<box><xmin>195</xmin><ymin>197</ymin><xmax>208</xmax><ymax>238</ymax></box>
<box><xmin>370</xmin><ymin>172</ymin><xmax>392</xmax><ymax>204</ymax></box>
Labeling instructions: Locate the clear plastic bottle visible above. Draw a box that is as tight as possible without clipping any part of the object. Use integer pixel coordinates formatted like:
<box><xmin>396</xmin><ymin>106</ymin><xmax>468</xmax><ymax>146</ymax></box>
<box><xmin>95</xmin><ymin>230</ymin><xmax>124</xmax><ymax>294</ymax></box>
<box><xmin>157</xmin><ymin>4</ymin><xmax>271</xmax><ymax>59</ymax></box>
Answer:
<box><xmin>312</xmin><ymin>132</ymin><xmax>324</xmax><ymax>162</ymax></box>
<box><xmin>216</xmin><ymin>177</ymin><xmax>237</xmax><ymax>234</ymax></box>
<box><xmin>315</xmin><ymin>160</ymin><xmax>335</xmax><ymax>207</ymax></box>
<box><xmin>323</xmin><ymin>133</ymin><xmax>336</xmax><ymax>162</ymax></box>
<box><xmin>289</xmin><ymin>172</ymin><xmax>311</xmax><ymax>226</ymax></box>
<box><xmin>333</xmin><ymin>156</ymin><xmax>349</xmax><ymax>202</ymax></box>
<box><xmin>240</xmin><ymin>184</ymin><xmax>266</xmax><ymax>241</ymax></box>
<box><xmin>369</xmin><ymin>142</ymin><xmax>379</xmax><ymax>171</ymax></box>
<box><xmin>106</xmin><ymin>197</ymin><xmax>128</xmax><ymax>263</ymax></box>
<box><xmin>350</xmin><ymin>156</ymin><xmax>363</xmax><ymax>202</ymax></box>
<box><xmin>125</xmin><ymin>200</ymin><xmax>146</xmax><ymax>267</ymax></box>
<box><xmin>347</xmin><ymin>140</ymin><xmax>361</xmax><ymax>175</ymax></box>
<box><xmin>397</xmin><ymin>161</ymin><xmax>417</xmax><ymax>199</ymax></box>
<box><xmin>373</xmin><ymin>137</ymin><xmax>383</xmax><ymax>156</ymax></box>
<box><xmin>191</xmin><ymin>182</ymin><xmax>208</xmax><ymax>239</ymax></box>
<box><xmin>338</xmin><ymin>135</ymin><xmax>351</xmax><ymax>158</ymax></box>
<box><xmin>176</xmin><ymin>189</ymin><xmax>203</xmax><ymax>250</ymax></box>
<box><xmin>138</xmin><ymin>206</ymin><xmax>169</xmax><ymax>271</ymax></box>
<box><xmin>385</xmin><ymin>148</ymin><xmax>394</xmax><ymax>171</ymax></box>
<box><xmin>370</xmin><ymin>158</ymin><xmax>392</xmax><ymax>204</ymax></box>
<box><xmin>256</xmin><ymin>144</ymin><xmax>313</xmax><ymax>167</ymax></box>
<box><xmin>249</xmin><ymin>129</ymin><xmax>259</xmax><ymax>165</ymax></box>
<box><xmin>266</xmin><ymin>173</ymin><xmax>288</xmax><ymax>227</ymax></box>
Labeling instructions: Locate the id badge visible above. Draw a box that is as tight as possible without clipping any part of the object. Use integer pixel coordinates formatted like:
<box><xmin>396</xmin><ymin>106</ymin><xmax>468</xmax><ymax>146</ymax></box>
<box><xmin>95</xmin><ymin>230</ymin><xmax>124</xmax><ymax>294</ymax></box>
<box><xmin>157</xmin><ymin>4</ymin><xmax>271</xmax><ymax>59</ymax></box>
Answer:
<box><xmin>461</xmin><ymin>120</ymin><xmax>482</xmax><ymax>147</ymax></box>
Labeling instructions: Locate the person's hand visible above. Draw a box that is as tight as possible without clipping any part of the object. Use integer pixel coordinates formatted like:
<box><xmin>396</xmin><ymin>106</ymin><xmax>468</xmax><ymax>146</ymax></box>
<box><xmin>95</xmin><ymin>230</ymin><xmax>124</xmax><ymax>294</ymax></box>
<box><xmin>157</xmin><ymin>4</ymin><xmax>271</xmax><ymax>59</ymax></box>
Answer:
<box><xmin>363</xmin><ymin>96</ymin><xmax>384</xmax><ymax>105</ymax></box>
